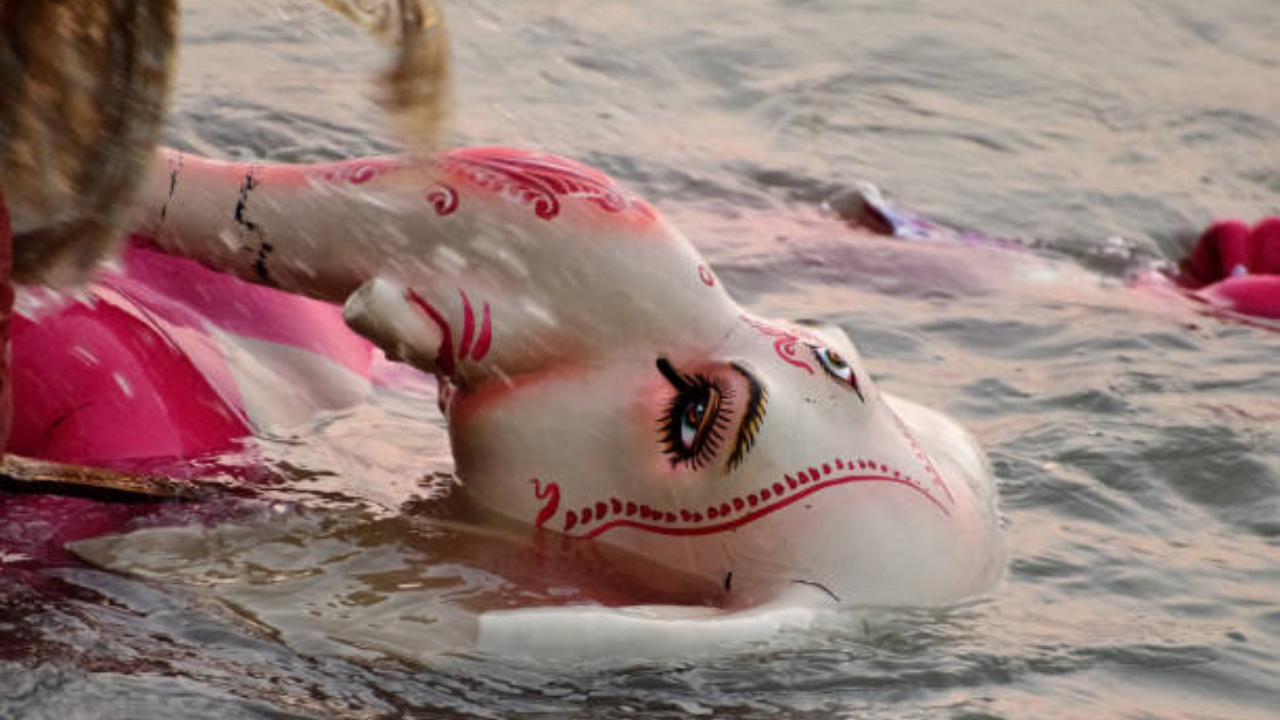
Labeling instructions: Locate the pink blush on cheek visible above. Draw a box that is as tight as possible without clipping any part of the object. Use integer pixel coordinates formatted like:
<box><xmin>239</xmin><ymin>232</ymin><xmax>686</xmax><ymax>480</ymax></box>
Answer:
<box><xmin>627</xmin><ymin>374</ymin><xmax>690</xmax><ymax>478</ymax></box>
<box><xmin>447</xmin><ymin>363</ymin><xmax>592</xmax><ymax>430</ymax></box>
<box><xmin>626</xmin><ymin>361</ymin><xmax>750</xmax><ymax>481</ymax></box>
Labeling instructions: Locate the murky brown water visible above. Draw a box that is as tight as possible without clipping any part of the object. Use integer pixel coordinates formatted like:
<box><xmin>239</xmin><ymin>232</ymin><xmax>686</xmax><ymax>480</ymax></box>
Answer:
<box><xmin>2</xmin><ymin>0</ymin><xmax>1278</xmax><ymax>717</ymax></box>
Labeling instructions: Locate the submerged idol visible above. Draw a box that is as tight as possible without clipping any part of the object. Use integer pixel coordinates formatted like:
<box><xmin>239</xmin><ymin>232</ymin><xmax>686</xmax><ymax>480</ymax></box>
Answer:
<box><xmin>2</xmin><ymin>0</ymin><xmax>1002</xmax><ymax>658</ymax></box>
<box><xmin>124</xmin><ymin>146</ymin><xmax>1007</xmax><ymax>612</ymax></box>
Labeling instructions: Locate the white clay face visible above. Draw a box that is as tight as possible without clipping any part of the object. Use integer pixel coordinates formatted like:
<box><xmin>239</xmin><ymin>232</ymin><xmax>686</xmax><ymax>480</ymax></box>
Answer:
<box><xmin>445</xmin><ymin>312</ymin><xmax>1003</xmax><ymax>607</ymax></box>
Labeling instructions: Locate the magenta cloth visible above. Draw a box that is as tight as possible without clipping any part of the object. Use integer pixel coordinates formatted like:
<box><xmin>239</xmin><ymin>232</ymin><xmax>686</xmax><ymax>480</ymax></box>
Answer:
<box><xmin>1178</xmin><ymin>218</ymin><xmax>1280</xmax><ymax>319</ymax></box>
<box><xmin>7</xmin><ymin>237</ymin><xmax>376</xmax><ymax>470</ymax></box>
<box><xmin>0</xmin><ymin>192</ymin><xmax>12</xmax><ymax>449</ymax></box>
<box><xmin>0</xmin><ymin>235</ymin><xmax>367</xmax><ymax>566</ymax></box>
<box><xmin>855</xmin><ymin>183</ymin><xmax>1280</xmax><ymax>323</ymax></box>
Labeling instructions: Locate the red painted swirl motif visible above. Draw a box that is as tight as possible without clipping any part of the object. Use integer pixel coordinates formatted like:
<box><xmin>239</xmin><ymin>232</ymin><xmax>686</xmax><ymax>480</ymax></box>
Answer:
<box><xmin>441</xmin><ymin>148</ymin><xmax>654</xmax><ymax>221</ymax></box>
<box><xmin>426</xmin><ymin>185</ymin><xmax>458</xmax><ymax>216</ymax></box>
<box><xmin>741</xmin><ymin>315</ymin><xmax>815</xmax><ymax>374</ymax></box>
<box><xmin>530</xmin><ymin>477</ymin><xmax>560</xmax><ymax>530</ymax></box>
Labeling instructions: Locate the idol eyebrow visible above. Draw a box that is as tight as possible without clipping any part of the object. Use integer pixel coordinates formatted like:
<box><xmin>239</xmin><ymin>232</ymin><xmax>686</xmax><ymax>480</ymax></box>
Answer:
<box><xmin>656</xmin><ymin>357</ymin><xmax>693</xmax><ymax>392</ymax></box>
<box><xmin>725</xmin><ymin>362</ymin><xmax>766</xmax><ymax>473</ymax></box>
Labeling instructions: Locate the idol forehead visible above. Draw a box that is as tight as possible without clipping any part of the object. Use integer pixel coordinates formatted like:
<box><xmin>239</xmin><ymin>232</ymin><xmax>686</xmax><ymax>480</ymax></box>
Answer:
<box><xmin>791</xmin><ymin>319</ymin><xmax>860</xmax><ymax>354</ymax></box>
<box><xmin>561</xmin><ymin>318</ymin><xmax>860</xmax><ymax>393</ymax></box>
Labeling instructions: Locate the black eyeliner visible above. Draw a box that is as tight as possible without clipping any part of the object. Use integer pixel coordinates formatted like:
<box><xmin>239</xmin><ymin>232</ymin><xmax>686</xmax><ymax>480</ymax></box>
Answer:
<box><xmin>656</xmin><ymin>357</ymin><xmax>691</xmax><ymax>391</ymax></box>
<box><xmin>726</xmin><ymin>362</ymin><xmax>767</xmax><ymax>472</ymax></box>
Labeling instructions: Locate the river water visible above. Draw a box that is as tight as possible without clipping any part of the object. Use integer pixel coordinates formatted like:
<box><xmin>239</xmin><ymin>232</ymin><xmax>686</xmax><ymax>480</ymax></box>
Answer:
<box><xmin>2</xmin><ymin>0</ymin><xmax>1278</xmax><ymax>718</ymax></box>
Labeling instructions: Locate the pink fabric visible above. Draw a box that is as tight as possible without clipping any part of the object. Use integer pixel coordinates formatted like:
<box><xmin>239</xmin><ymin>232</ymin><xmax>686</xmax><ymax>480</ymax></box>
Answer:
<box><xmin>8</xmin><ymin>238</ymin><xmax>376</xmax><ymax>470</ymax></box>
<box><xmin>1177</xmin><ymin>218</ymin><xmax>1280</xmax><ymax>319</ymax></box>
<box><xmin>1180</xmin><ymin>218</ymin><xmax>1280</xmax><ymax>285</ymax></box>
<box><xmin>0</xmin><ymin>192</ymin><xmax>12</xmax><ymax>449</ymax></box>
<box><xmin>1251</xmin><ymin>218</ymin><xmax>1280</xmax><ymax>275</ymax></box>
<box><xmin>8</xmin><ymin>295</ymin><xmax>250</xmax><ymax>466</ymax></box>
<box><xmin>121</xmin><ymin>235</ymin><xmax>374</xmax><ymax>376</ymax></box>
<box><xmin>1193</xmin><ymin>275</ymin><xmax>1280</xmax><ymax>320</ymax></box>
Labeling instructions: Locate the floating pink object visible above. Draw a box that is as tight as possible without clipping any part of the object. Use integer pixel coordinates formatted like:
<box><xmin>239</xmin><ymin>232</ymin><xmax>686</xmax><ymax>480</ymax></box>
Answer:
<box><xmin>8</xmin><ymin>237</ymin><xmax>376</xmax><ymax>471</ymax></box>
<box><xmin>1177</xmin><ymin>218</ymin><xmax>1280</xmax><ymax>319</ymax></box>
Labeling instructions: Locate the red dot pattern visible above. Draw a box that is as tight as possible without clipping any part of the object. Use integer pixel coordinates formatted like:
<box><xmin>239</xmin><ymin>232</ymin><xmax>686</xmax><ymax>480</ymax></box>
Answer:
<box><xmin>548</xmin><ymin>454</ymin><xmax>952</xmax><ymax>536</ymax></box>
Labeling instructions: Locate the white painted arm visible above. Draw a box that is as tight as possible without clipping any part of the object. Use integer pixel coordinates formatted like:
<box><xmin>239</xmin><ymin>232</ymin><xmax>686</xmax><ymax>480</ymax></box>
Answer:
<box><xmin>128</xmin><ymin>148</ymin><xmax>585</xmax><ymax>382</ymax></box>
<box><xmin>130</xmin><ymin>148</ymin><xmax>427</xmax><ymax>303</ymax></box>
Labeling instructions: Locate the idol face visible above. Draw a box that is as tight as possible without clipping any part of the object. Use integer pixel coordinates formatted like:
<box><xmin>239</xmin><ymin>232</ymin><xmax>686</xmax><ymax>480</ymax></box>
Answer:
<box><xmin>335</xmin><ymin>148</ymin><xmax>1005</xmax><ymax>606</ymax></box>
<box><xmin>444</xmin><ymin>312</ymin><xmax>1001</xmax><ymax>606</ymax></box>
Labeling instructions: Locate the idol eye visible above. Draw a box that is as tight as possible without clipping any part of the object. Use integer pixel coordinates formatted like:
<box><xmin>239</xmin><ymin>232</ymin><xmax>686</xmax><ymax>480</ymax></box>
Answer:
<box><xmin>656</xmin><ymin>359</ymin><xmax>732</xmax><ymax>471</ymax></box>
<box><xmin>814</xmin><ymin>346</ymin><xmax>851</xmax><ymax>380</ymax></box>
<box><xmin>679</xmin><ymin>397</ymin><xmax>710</xmax><ymax>450</ymax></box>
<box><xmin>812</xmin><ymin>346</ymin><xmax>865</xmax><ymax>401</ymax></box>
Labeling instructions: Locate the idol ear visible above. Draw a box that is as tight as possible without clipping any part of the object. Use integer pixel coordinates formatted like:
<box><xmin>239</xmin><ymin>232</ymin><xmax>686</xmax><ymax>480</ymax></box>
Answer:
<box><xmin>343</xmin><ymin>275</ymin><xmax>567</xmax><ymax>385</ymax></box>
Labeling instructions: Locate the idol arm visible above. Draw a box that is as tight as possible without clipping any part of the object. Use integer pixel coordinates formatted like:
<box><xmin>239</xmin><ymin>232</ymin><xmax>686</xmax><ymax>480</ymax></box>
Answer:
<box><xmin>127</xmin><ymin>148</ymin><xmax>571</xmax><ymax>383</ymax></box>
<box><xmin>129</xmin><ymin>147</ymin><xmax>427</xmax><ymax>304</ymax></box>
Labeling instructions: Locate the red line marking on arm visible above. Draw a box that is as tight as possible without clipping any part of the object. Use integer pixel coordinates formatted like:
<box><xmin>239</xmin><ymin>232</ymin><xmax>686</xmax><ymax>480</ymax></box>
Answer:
<box><xmin>406</xmin><ymin>289</ymin><xmax>455</xmax><ymax>377</ymax></box>
<box><xmin>458</xmin><ymin>289</ymin><xmax>476</xmax><ymax>359</ymax></box>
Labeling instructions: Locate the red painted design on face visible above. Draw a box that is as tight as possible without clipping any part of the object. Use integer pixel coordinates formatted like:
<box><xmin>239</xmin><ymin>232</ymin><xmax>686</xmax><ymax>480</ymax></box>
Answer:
<box><xmin>544</xmin><ymin>455</ymin><xmax>951</xmax><ymax>540</ymax></box>
<box><xmin>892</xmin><ymin>412</ymin><xmax>955</xmax><ymax>506</ymax></box>
<box><xmin>530</xmin><ymin>478</ymin><xmax>560</xmax><ymax>530</ymax></box>
<box><xmin>441</xmin><ymin>148</ymin><xmax>655</xmax><ymax>221</ymax></box>
<box><xmin>698</xmin><ymin>264</ymin><xmax>716</xmax><ymax>287</ymax></box>
<box><xmin>741</xmin><ymin>315</ymin><xmax>815</xmax><ymax>374</ymax></box>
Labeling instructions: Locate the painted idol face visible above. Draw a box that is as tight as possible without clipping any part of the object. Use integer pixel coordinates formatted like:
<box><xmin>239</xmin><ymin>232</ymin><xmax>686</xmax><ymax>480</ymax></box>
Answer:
<box><xmin>339</xmin><ymin>148</ymin><xmax>1005</xmax><ymax>606</ymax></box>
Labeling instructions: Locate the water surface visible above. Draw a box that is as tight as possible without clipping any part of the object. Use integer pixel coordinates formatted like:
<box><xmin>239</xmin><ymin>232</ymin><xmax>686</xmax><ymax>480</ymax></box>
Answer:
<box><xmin>2</xmin><ymin>0</ymin><xmax>1278</xmax><ymax>718</ymax></box>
